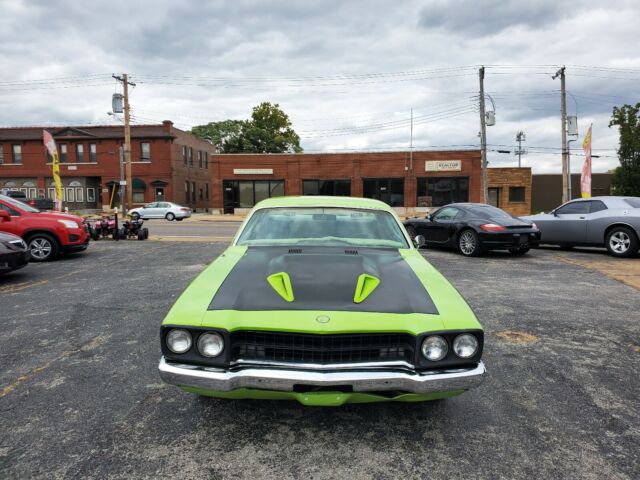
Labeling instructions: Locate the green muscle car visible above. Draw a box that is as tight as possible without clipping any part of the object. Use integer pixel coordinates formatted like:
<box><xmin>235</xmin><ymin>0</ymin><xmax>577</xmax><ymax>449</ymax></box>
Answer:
<box><xmin>159</xmin><ymin>196</ymin><xmax>485</xmax><ymax>406</ymax></box>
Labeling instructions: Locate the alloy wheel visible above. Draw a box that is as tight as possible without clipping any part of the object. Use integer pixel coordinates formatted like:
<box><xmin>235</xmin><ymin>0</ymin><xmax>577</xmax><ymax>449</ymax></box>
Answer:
<box><xmin>459</xmin><ymin>231</ymin><xmax>476</xmax><ymax>255</ymax></box>
<box><xmin>30</xmin><ymin>238</ymin><xmax>52</xmax><ymax>260</ymax></box>
<box><xmin>610</xmin><ymin>231</ymin><xmax>631</xmax><ymax>253</ymax></box>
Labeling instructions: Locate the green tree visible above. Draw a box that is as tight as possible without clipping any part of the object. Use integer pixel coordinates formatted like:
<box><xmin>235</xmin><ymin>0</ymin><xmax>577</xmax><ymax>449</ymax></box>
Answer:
<box><xmin>191</xmin><ymin>102</ymin><xmax>302</xmax><ymax>154</ymax></box>
<box><xmin>190</xmin><ymin>120</ymin><xmax>243</xmax><ymax>152</ymax></box>
<box><xmin>609</xmin><ymin>103</ymin><xmax>640</xmax><ymax>196</ymax></box>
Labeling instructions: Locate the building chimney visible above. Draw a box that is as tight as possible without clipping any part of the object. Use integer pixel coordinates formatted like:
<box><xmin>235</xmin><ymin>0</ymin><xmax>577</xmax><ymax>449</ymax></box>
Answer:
<box><xmin>162</xmin><ymin>120</ymin><xmax>173</xmax><ymax>133</ymax></box>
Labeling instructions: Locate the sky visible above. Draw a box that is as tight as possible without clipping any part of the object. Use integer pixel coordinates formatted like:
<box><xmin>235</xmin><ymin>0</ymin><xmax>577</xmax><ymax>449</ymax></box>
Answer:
<box><xmin>1</xmin><ymin>0</ymin><xmax>639</xmax><ymax>173</ymax></box>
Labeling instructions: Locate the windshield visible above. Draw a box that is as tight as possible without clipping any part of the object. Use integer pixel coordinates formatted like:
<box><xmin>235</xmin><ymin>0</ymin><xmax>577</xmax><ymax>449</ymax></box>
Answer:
<box><xmin>0</xmin><ymin>195</ymin><xmax>39</xmax><ymax>213</ymax></box>
<box><xmin>236</xmin><ymin>207</ymin><xmax>409</xmax><ymax>248</ymax></box>
<box><xmin>467</xmin><ymin>205</ymin><xmax>512</xmax><ymax>220</ymax></box>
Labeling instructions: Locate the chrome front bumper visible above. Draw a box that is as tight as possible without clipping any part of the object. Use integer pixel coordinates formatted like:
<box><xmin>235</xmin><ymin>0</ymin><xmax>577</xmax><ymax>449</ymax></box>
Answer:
<box><xmin>158</xmin><ymin>357</ymin><xmax>486</xmax><ymax>394</ymax></box>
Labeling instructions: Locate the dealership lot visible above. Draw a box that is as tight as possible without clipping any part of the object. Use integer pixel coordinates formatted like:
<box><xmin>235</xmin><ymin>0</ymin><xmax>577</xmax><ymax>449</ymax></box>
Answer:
<box><xmin>1</xmin><ymin>238</ymin><xmax>639</xmax><ymax>479</ymax></box>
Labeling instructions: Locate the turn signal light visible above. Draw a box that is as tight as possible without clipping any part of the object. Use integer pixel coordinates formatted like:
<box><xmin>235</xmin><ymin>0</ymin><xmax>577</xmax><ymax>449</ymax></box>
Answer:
<box><xmin>480</xmin><ymin>223</ymin><xmax>505</xmax><ymax>232</ymax></box>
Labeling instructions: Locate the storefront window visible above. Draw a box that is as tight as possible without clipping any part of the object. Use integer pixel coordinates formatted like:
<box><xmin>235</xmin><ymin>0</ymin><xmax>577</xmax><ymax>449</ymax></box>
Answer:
<box><xmin>303</xmin><ymin>179</ymin><xmax>351</xmax><ymax>196</ymax></box>
<box><xmin>417</xmin><ymin>177</ymin><xmax>469</xmax><ymax>207</ymax></box>
<box><xmin>223</xmin><ymin>180</ymin><xmax>285</xmax><ymax>211</ymax></box>
<box><xmin>362</xmin><ymin>178</ymin><xmax>404</xmax><ymax>207</ymax></box>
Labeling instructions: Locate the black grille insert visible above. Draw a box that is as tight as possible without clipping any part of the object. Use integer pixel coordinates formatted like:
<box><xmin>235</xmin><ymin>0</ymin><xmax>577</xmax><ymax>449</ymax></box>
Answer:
<box><xmin>230</xmin><ymin>331</ymin><xmax>415</xmax><ymax>365</ymax></box>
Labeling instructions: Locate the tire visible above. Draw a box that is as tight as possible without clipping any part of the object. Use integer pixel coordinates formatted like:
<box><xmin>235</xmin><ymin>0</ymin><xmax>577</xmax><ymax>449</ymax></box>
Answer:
<box><xmin>91</xmin><ymin>230</ymin><xmax>100</xmax><ymax>241</ymax></box>
<box><xmin>605</xmin><ymin>226</ymin><xmax>638</xmax><ymax>258</ymax></box>
<box><xmin>509</xmin><ymin>246</ymin><xmax>530</xmax><ymax>255</ymax></box>
<box><xmin>458</xmin><ymin>229</ymin><xmax>482</xmax><ymax>257</ymax></box>
<box><xmin>165</xmin><ymin>212</ymin><xmax>176</xmax><ymax>221</ymax></box>
<box><xmin>137</xmin><ymin>231</ymin><xmax>145</xmax><ymax>240</ymax></box>
<box><xmin>131</xmin><ymin>212</ymin><xmax>140</xmax><ymax>220</ymax></box>
<box><xmin>27</xmin><ymin>233</ymin><xmax>59</xmax><ymax>262</ymax></box>
<box><xmin>112</xmin><ymin>229</ymin><xmax>120</xmax><ymax>240</ymax></box>
<box><xmin>143</xmin><ymin>228</ymin><xmax>149</xmax><ymax>240</ymax></box>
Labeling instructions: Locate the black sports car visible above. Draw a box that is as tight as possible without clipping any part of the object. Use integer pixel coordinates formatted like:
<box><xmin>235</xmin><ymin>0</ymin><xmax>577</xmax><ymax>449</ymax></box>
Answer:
<box><xmin>404</xmin><ymin>203</ymin><xmax>540</xmax><ymax>256</ymax></box>
<box><xmin>0</xmin><ymin>231</ymin><xmax>30</xmax><ymax>274</ymax></box>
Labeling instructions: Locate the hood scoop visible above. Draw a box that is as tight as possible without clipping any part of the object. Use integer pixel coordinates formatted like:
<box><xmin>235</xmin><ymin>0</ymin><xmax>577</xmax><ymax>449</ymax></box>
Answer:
<box><xmin>353</xmin><ymin>273</ymin><xmax>380</xmax><ymax>304</ymax></box>
<box><xmin>267</xmin><ymin>271</ymin><xmax>295</xmax><ymax>303</ymax></box>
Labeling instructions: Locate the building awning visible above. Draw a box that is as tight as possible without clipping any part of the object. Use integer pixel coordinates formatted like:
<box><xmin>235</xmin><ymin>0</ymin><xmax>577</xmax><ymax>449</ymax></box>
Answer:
<box><xmin>132</xmin><ymin>178</ymin><xmax>146</xmax><ymax>190</ymax></box>
<box><xmin>150</xmin><ymin>180</ymin><xmax>168</xmax><ymax>187</ymax></box>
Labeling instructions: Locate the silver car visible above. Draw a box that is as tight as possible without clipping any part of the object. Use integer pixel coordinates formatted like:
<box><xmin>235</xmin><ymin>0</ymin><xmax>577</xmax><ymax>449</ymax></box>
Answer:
<box><xmin>521</xmin><ymin>196</ymin><xmax>640</xmax><ymax>257</ymax></box>
<box><xmin>129</xmin><ymin>202</ymin><xmax>192</xmax><ymax>221</ymax></box>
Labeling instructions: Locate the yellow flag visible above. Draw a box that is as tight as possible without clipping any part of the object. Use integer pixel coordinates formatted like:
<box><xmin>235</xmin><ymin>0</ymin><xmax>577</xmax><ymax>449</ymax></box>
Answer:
<box><xmin>43</xmin><ymin>130</ymin><xmax>63</xmax><ymax>210</ymax></box>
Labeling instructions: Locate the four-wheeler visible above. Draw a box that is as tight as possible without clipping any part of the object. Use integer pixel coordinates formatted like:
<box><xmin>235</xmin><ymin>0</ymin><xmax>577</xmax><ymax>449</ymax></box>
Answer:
<box><xmin>0</xmin><ymin>194</ymin><xmax>89</xmax><ymax>262</ymax></box>
<box><xmin>91</xmin><ymin>217</ymin><xmax>120</xmax><ymax>240</ymax></box>
<box><xmin>119</xmin><ymin>218</ymin><xmax>149</xmax><ymax>240</ymax></box>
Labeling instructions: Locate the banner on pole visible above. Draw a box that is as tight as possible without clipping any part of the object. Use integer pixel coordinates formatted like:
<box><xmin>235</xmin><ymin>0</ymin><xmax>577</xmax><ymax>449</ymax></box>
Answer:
<box><xmin>581</xmin><ymin>124</ymin><xmax>593</xmax><ymax>199</ymax></box>
<box><xmin>43</xmin><ymin>130</ymin><xmax>63</xmax><ymax>211</ymax></box>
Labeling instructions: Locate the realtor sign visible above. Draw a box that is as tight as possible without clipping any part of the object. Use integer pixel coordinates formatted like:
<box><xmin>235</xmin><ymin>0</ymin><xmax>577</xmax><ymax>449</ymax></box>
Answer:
<box><xmin>425</xmin><ymin>160</ymin><xmax>462</xmax><ymax>172</ymax></box>
<box><xmin>233</xmin><ymin>168</ymin><xmax>274</xmax><ymax>175</ymax></box>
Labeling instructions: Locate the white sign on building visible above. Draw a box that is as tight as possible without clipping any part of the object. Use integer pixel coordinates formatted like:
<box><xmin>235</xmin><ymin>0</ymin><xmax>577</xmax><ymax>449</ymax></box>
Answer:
<box><xmin>425</xmin><ymin>160</ymin><xmax>462</xmax><ymax>172</ymax></box>
<box><xmin>233</xmin><ymin>168</ymin><xmax>274</xmax><ymax>175</ymax></box>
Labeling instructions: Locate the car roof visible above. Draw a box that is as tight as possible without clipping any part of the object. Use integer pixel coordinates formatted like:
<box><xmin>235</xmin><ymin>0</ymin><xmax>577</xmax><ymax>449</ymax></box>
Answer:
<box><xmin>252</xmin><ymin>196</ymin><xmax>396</xmax><ymax>212</ymax></box>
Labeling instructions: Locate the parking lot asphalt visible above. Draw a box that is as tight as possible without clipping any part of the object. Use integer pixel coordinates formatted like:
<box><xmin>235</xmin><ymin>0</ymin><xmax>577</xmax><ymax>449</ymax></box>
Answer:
<box><xmin>1</xmin><ymin>240</ymin><xmax>639</xmax><ymax>479</ymax></box>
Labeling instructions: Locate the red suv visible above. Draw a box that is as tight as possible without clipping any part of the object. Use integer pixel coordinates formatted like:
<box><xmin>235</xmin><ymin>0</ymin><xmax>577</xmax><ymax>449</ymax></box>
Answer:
<box><xmin>0</xmin><ymin>194</ymin><xmax>90</xmax><ymax>261</ymax></box>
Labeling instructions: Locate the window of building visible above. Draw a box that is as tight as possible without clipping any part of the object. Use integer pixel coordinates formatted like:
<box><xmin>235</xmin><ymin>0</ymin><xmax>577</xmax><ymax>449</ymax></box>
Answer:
<box><xmin>203</xmin><ymin>152</ymin><xmax>208</xmax><ymax>169</ymax></box>
<box><xmin>12</xmin><ymin>145</ymin><xmax>22</xmax><ymax>164</ymax></box>
<box><xmin>0</xmin><ymin>145</ymin><xmax>3</xmax><ymax>164</ymax></box>
<box><xmin>185</xmin><ymin>181</ymin><xmax>189</xmax><ymax>204</ymax></box>
<box><xmin>223</xmin><ymin>180</ymin><xmax>285</xmax><ymax>209</ymax></box>
<box><xmin>182</xmin><ymin>146</ymin><xmax>187</xmax><ymax>164</ymax></box>
<box><xmin>188</xmin><ymin>147</ymin><xmax>193</xmax><ymax>166</ymax></box>
<box><xmin>60</xmin><ymin>144</ymin><xmax>68</xmax><ymax>163</ymax></box>
<box><xmin>191</xmin><ymin>181</ymin><xmax>196</xmax><ymax>202</ymax></box>
<box><xmin>87</xmin><ymin>188</ymin><xmax>96</xmax><ymax>203</ymax></box>
<box><xmin>66</xmin><ymin>187</ymin><xmax>75</xmax><ymax>202</ymax></box>
<box><xmin>303</xmin><ymin>179</ymin><xmax>351</xmax><ymax>196</ymax></box>
<box><xmin>199</xmin><ymin>188</ymin><xmax>203</xmax><ymax>200</ymax></box>
<box><xmin>132</xmin><ymin>178</ymin><xmax>146</xmax><ymax>203</ymax></box>
<box><xmin>141</xmin><ymin>142</ymin><xmax>151</xmax><ymax>162</ymax></box>
<box><xmin>198</xmin><ymin>151</ymin><xmax>203</xmax><ymax>168</ymax></box>
<box><xmin>508</xmin><ymin>186</ymin><xmax>526</xmax><ymax>203</ymax></box>
<box><xmin>76</xmin><ymin>144</ymin><xmax>84</xmax><ymax>162</ymax></box>
<box><xmin>205</xmin><ymin>183</ymin><xmax>209</xmax><ymax>199</ymax></box>
<box><xmin>89</xmin><ymin>143</ymin><xmax>97</xmax><ymax>163</ymax></box>
<box><xmin>362</xmin><ymin>178</ymin><xmax>404</xmax><ymax>207</ymax></box>
<box><xmin>416</xmin><ymin>177</ymin><xmax>468</xmax><ymax>207</ymax></box>
<box><xmin>488</xmin><ymin>187</ymin><xmax>501</xmax><ymax>208</ymax></box>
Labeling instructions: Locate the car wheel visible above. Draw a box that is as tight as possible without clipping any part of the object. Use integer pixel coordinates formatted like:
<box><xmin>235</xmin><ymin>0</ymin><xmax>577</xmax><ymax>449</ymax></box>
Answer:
<box><xmin>27</xmin><ymin>233</ymin><xmax>59</xmax><ymax>262</ymax></box>
<box><xmin>166</xmin><ymin>212</ymin><xmax>176</xmax><ymax>221</ymax></box>
<box><xmin>458</xmin><ymin>229</ymin><xmax>482</xmax><ymax>257</ymax></box>
<box><xmin>606</xmin><ymin>226</ymin><xmax>638</xmax><ymax>258</ymax></box>
<box><xmin>509</xmin><ymin>246</ymin><xmax>530</xmax><ymax>255</ymax></box>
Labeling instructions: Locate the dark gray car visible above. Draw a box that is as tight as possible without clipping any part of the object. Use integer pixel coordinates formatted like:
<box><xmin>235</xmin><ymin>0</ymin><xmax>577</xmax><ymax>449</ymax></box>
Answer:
<box><xmin>521</xmin><ymin>196</ymin><xmax>640</xmax><ymax>257</ymax></box>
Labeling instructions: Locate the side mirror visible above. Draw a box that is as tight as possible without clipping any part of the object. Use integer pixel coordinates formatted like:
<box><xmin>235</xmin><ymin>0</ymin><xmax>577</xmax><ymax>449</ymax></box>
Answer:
<box><xmin>0</xmin><ymin>210</ymin><xmax>10</xmax><ymax>222</ymax></box>
<box><xmin>425</xmin><ymin>214</ymin><xmax>432</xmax><ymax>221</ymax></box>
<box><xmin>553</xmin><ymin>210</ymin><xmax>558</xmax><ymax>217</ymax></box>
<box><xmin>414</xmin><ymin>234</ymin><xmax>426</xmax><ymax>248</ymax></box>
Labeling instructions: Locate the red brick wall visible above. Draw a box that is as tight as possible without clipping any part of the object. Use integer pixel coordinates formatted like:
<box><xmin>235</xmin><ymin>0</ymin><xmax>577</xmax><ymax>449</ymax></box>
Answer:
<box><xmin>210</xmin><ymin>150</ymin><xmax>482</xmax><ymax>210</ymax></box>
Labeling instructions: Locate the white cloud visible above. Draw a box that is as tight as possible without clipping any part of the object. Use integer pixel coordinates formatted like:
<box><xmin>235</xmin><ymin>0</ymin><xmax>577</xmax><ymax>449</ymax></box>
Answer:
<box><xmin>0</xmin><ymin>0</ymin><xmax>639</xmax><ymax>172</ymax></box>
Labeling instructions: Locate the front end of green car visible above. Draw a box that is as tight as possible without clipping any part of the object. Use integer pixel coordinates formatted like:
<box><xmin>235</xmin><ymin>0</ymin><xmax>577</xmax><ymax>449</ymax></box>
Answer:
<box><xmin>159</xmin><ymin>197</ymin><xmax>485</xmax><ymax>406</ymax></box>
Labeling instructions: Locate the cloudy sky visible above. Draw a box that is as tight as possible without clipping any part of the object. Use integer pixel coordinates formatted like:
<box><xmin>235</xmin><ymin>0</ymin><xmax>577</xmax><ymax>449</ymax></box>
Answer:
<box><xmin>1</xmin><ymin>0</ymin><xmax>639</xmax><ymax>172</ymax></box>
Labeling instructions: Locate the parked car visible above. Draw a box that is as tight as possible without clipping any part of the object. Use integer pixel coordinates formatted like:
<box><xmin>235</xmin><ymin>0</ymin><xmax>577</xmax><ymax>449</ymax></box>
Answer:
<box><xmin>128</xmin><ymin>202</ymin><xmax>191</xmax><ymax>221</ymax></box>
<box><xmin>27</xmin><ymin>197</ymin><xmax>55</xmax><ymax>211</ymax></box>
<box><xmin>522</xmin><ymin>196</ymin><xmax>640</xmax><ymax>258</ymax></box>
<box><xmin>158</xmin><ymin>196</ymin><xmax>485</xmax><ymax>406</ymax></box>
<box><xmin>404</xmin><ymin>203</ymin><xmax>540</xmax><ymax>257</ymax></box>
<box><xmin>0</xmin><ymin>189</ymin><xmax>28</xmax><ymax>202</ymax></box>
<box><xmin>0</xmin><ymin>194</ymin><xmax>90</xmax><ymax>261</ymax></box>
<box><xmin>0</xmin><ymin>231</ymin><xmax>30</xmax><ymax>274</ymax></box>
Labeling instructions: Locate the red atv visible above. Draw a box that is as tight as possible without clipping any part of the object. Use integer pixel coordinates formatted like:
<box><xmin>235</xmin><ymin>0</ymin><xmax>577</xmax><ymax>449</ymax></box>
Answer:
<box><xmin>91</xmin><ymin>217</ymin><xmax>119</xmax><ymax>240</ymax></box>
<box><xmin>119</xmin><ymin>218</ymin><xmax>149</xmax><ymax>240</ymax></box>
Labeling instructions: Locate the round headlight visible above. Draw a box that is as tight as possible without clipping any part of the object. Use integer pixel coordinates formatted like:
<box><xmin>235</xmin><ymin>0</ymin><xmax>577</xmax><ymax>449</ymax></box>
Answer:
<box><xmin>453</xmin><ymin>334</ymin><xmax>479</xmax><ymax>358</ymax></box>
<box><xmin>197</xmin><ymin>333</ymin><xmax>224</xmax><ymax>358</ymax></box>
<box><xmin>421</xmin><ymin>335</ymin><xmax>448</xmax><ymax>361</ymax></box>
<box><xmin>166</xmin><ymin>329</ymin><xmax>192</xmax><ymax>354</ymax></box>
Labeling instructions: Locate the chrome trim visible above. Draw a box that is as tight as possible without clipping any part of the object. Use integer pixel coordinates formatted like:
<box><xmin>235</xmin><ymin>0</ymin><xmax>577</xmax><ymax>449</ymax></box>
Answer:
<box><xmin>231</xmin><ymin>359</ymin><xmax>416</xmax><ymax>371</ymax></box>
<box><xmin>159</xmin><ymin>357</ymin><xmax>486</xmax><ymax>394</ymax></box>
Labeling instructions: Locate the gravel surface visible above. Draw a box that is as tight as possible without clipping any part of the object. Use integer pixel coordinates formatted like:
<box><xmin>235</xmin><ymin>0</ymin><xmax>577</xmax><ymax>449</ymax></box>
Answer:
<box><xmin>1</xmin><ymin>241</ymin><xmax>638</xmax><ymax>479</ymax></box>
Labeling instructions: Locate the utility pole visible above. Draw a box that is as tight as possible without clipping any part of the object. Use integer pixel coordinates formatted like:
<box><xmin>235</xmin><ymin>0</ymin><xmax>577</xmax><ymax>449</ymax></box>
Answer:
<box><xmin>409</xmin><ymin>107</ymin><xmax>413</xmax><ymax>171</ymax></box>
<box><xmin>515</xmin><ymin>131</ymin><xmax>526</xmax><ymax>168</ymax></box>
<box><xmin>112</xmin><ymin>73</ymin><xmax>136</xmax><ymax>212</ymax></box>
<box><xmin>552</xmin><ymin>67</ymin><xmax>568</xmax><ymax>203</ymax></box>
<box><xmin>479</xmin><ymin>67</ymin><xmax>488</xmax><ymax>203</ymax></box>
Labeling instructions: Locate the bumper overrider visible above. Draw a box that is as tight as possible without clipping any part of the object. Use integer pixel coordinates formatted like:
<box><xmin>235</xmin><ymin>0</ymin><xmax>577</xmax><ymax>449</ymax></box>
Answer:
<box><xmin>158</xmin><ymin>327</ymin><xmax>486</xmax><ymax>404</ymax></box>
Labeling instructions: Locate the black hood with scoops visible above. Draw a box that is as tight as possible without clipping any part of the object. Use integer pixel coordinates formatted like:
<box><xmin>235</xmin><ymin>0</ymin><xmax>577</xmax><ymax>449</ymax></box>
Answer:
<box><xmin>209</xmin><ymin>246</ymin><xmax>438</xmax><ymax>314</ymax></box>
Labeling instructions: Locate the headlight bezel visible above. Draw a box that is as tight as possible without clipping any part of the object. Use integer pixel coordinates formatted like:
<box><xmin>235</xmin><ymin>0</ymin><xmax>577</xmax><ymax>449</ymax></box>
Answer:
<box><xmin>452</xmin><ymin>333</ymin><xmax>479</xmax><ymax>359</ymax></box>
<box><xmin>161</xmin><ymin>326</ymin><xmax>231</xmax><ymax>367</ymax></box>
<box><xmin>165</xmin><ymin>328</ymin><xmax>192</xmax><ymax>354</ymax></box>
<box><xmin>415</xmin><ymin>330</ymin><xmax>483</xmax><ymax>369</ymax></box>
<box><xmin>197</xmin><ymin>332</ymin><xmax>225</xmax><ymax>358</ymax></box>
<box><xmin>421</xmin><ymin>335</ymin><xmax>448</xmax><ymax>361</ymax></box>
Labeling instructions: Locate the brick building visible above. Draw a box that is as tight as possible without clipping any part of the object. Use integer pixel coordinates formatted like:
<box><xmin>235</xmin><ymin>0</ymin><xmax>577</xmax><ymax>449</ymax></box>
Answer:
<box><xmin>211</xmin><ymin>150</ymin><xmax>485</xmax><ymax>214</ymax></box>
<box><xmin>0</xmin><ymin>121</ymin><xmax>215</xmax><ymax>211</ymax></box>
<box><xmin>487</xmin><ymin>167</ymin><xmax>532</xmax><ymax>216</ymax></box>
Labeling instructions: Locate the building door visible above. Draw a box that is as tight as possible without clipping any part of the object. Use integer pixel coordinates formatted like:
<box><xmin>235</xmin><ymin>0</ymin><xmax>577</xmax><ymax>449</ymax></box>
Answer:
<box><xmin>223</xmin><ymin>181</ymin><xmax>238</xmax><ymax>214</ymax></box>
<box><xmin>488</xmin><ymin>188</ymin><xmax>500</xmax><ymax>207</ymax></box>
<box><xmin>155</xmin><ymin>187</ymin><xmax>165</xmax><ymax>202</ymax></box>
